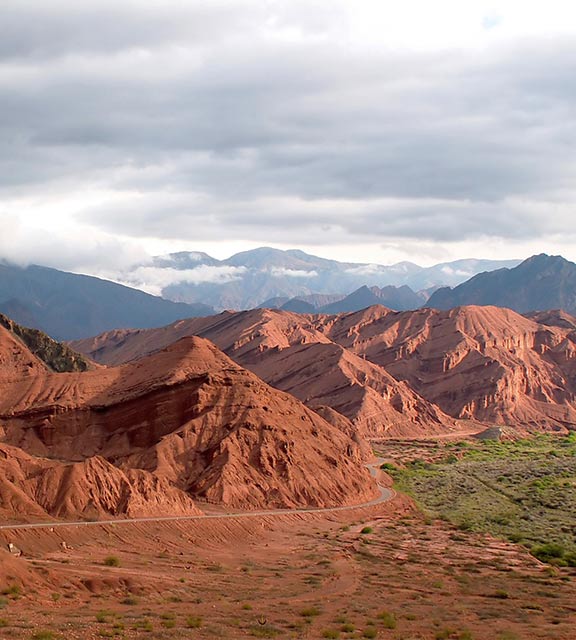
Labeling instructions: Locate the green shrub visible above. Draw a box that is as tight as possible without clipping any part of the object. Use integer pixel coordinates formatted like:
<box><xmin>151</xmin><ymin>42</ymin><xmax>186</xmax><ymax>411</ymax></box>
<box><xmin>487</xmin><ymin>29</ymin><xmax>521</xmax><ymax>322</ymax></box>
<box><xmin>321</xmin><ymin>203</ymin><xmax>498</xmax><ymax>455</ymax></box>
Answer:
<box><xmin>1</xmin><ymin>584</ymin><xmax>20</xmax><ymax>597</ymax></box>
<box><xmin>531</xmin><ymin>543</ymin><xmax>566</xmax><ymax>564</ymax></box>
<box><xmin>248</xmin><ymin>624</ymin><xmax>281</xmax><ymax>638</ymax></box>
<box><xmin>161</xmin><ymin>618</ymin><xmax>176</xmax><ymax>629</ymax></box>
<box><xmin>185</xmin><ymin>616</ymin><xmax>202</xmax><ymax>628</ymax></box>
<box><xmin>95</xmin><ymin>611</ymin><xmax>109</xmax><ymax>623</ymax></box>
<box><xmin>103</xmin><ymin>556</ymin><xmax>121</xmax><ymax>567</ymax></box>
<box><xmin>134</xmin><ymin>619</ymin><xmax>153</xmax><ymax>632</ymax></box>
<box><xmin>360</xmin><ymin>527</ymin><xmax>373</xmax><ymax>534</ymax></box>
<box><xmin>436</xmin><ymin>630</ymin><xmax>473</xmax><ymax>640</ymax></box>
<box><xmin>377</xmin><ymin>610</ymin><xmax>396</xmax><ymax>629</ymax></box>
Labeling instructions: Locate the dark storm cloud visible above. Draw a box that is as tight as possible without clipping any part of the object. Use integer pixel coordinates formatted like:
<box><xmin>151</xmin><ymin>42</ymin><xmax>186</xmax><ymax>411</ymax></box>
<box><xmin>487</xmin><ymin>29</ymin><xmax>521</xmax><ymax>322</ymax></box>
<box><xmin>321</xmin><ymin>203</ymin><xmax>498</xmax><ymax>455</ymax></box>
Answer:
<box><xmin>1</xmin><ymin>0</ymin><xmax>576</xmax><ymax>246</ymax></box>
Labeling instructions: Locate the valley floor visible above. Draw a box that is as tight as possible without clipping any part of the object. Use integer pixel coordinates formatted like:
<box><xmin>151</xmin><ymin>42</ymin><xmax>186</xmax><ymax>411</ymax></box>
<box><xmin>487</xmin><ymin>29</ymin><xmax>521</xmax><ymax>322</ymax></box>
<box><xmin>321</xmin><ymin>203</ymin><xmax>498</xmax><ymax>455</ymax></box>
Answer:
<box><xmin>0</xmin><ymin>484</ymin><xmax>574</xmax><ymax>640</ymax></box>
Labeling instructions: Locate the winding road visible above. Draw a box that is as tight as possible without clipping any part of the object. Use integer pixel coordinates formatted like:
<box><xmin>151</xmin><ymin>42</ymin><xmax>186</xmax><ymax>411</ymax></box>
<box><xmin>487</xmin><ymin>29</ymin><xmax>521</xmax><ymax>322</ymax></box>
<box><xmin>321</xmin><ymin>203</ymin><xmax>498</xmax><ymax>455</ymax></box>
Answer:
<box><xmin>0</xmin><ymin>460</ymin><xmax>395</xmax><ymax>532</ymax></box>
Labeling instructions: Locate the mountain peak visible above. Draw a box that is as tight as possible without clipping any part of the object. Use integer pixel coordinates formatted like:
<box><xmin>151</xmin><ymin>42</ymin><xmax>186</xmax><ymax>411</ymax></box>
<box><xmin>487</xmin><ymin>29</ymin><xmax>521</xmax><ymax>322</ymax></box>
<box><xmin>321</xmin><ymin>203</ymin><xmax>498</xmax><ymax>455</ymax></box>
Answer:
<box><xmin>428</xmin><ymin>253</ymin><xmax>576</xmax><ymax>314</ymax></box>
<box><xmin>521</xmin><ymin>253</ymin><xmax>572</xmax><ymax>268</ymax></box>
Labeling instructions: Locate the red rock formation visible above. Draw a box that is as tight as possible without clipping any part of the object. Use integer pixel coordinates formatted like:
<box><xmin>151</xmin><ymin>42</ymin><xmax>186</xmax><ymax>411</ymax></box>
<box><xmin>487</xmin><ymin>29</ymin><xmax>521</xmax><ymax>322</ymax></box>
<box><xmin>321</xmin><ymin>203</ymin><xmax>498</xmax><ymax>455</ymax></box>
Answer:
<box><xmin>1</xmin><ymin>321</ymin><xmax>376</xmax><ymax>517</ymax></box>
<box><xmin>325</xmin><ymin>305</ymin><xmax>576</xmax><ymax>432</ymax></box>
<box><xmin>73</xmin><ymin>305</ymin><xmax>576</xmax><ymax>434</ymax></box>
<box><xmin>0</xmin><ymin>444</ymin><xmax>200</xmax><ymax>520</ymax></box>
<box><xmin>72</xmin><ymin>308</ymin><xmax>458</xmax><ymax>438</ymax></box>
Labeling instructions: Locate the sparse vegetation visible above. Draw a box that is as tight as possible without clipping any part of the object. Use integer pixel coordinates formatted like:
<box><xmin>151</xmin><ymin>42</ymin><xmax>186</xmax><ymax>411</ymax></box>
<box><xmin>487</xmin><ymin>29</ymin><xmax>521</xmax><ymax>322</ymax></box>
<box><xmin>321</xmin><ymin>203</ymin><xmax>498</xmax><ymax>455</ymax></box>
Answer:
<box><xmin>95</xmin><ymin>611</ymin><xmax>111</xmax><ymax>623</ymax></box>
<box><xmin>1</xmin><ymin>584</ymin><xmax>21</xmax><ymax>597</ymax></box>
<box><xmin>31</xmin><ymin>632</ymin><xmax>56</xmax><ymax>640</ymax></box>
<box><xmin>435</xmin><ymin>630</ymin><xmax>473</xmax><ymax>640</ymax></box>
<box><xmin>185</xmin><ymin>615</ymin><xmax>203</xmax><ymax>628</ymax></box>
<box><xmin>376</xmin><ymin>610</ymin><xmax>396</xmax><ymax>629</ymax></box>
<box><xmin>531</xmin><ymin>542</ymin><xmax>576</xmax><ymax>567</ymax></box>
<box><xmin>386</xmin><ymin>434</ymin><xmax>576</xmax><ymax>563</ymax></box>
<box><xmin>133</xmin><ymin>618</ymin><xmax>153</xmax><ymax>632</ymax></box>
<box><xmin>160</xmin><ymin>612</ymin><xmax>176</xmax><ymax>629</ymax></box>
<box><xmin>249</xmin><ymin>624</ymin><xmax>281</xmax><ymax>638</ymax></box>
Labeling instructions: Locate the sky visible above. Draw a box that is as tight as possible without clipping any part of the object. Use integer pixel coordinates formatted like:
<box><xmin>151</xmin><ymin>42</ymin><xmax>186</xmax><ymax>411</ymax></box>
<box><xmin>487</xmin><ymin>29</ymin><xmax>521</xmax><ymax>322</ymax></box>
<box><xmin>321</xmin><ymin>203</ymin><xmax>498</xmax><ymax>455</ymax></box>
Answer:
<box><xmin>1</xmin><ymin>0</ymin><xmax>576</xmax><ymax>279</ymax></box>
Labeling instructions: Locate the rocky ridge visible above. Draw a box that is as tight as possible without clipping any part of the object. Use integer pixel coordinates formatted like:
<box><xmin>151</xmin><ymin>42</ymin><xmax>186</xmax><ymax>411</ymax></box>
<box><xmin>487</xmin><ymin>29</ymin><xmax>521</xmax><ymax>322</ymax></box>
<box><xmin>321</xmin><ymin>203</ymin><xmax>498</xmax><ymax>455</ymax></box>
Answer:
<box><xmin>73</xmin><ymin>305</ymin><xmax>576</xmax><ymax>435</ymax></box>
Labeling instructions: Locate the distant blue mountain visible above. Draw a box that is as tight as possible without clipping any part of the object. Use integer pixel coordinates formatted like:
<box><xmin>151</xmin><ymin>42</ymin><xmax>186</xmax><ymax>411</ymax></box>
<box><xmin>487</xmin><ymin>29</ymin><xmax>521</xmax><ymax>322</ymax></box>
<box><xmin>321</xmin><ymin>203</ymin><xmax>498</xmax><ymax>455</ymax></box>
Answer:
<box><xmin>0</xmin><ymin>262</ymin><xmax>214</xmax><ymax>340</ymax></box>
<box><xmin>152</xmin><ymin>247</ymin><xmax>520</xmax><ymax>310</ymax></box>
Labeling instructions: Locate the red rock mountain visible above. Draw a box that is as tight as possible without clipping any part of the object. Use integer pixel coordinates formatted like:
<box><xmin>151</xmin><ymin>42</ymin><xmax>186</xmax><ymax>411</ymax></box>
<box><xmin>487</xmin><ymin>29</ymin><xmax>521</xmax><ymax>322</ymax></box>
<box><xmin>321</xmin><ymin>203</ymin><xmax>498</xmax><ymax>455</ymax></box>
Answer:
<box><xmin>72</xmin><ymin>309</ymin><xmax>460</xmax><ymax>438</ymax></box>
<box><xmin>73</xmin><ymin>305</ymin><xmax>576</xmax><ymax>434</ymax></box>
<box><xmin>325</xmin><ymin>305</ymin><xmax>576</xmax><ymax>431</ymax></box>
<box><xmin>0</xmin><ymin>319</ymin><xmax>375</xmax><ymax>521</ymax></box>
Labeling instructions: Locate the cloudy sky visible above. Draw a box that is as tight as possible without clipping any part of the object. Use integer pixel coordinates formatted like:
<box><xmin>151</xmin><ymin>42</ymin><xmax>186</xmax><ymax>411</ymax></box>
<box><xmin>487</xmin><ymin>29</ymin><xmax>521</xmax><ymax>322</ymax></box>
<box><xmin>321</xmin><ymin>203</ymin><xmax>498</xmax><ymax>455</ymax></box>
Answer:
<box><xmin>1</xmin><ymin>0</ymin><xmax>576</xmax><ymax>277</ymax></box>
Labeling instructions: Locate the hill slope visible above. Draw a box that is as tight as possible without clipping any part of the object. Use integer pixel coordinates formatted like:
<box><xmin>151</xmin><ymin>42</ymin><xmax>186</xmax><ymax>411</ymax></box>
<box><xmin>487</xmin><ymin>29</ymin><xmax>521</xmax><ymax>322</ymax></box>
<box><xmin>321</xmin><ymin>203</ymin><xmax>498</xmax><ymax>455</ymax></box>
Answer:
<box><xmin>0</xmin><ymin>262</ymin><xmax>214</xmax><ymax>341</ymax></box>
<box><xmin>428</xmin><ymin>254</ymin><xmax>576</xmax><ymax>315</ymax></box>
<box><xmin>71</xmin><ymin>309</ymin><xmax>461</xmax><ymax>439</ymax></box>
<box><xmin>0</xmin><ymin>317</ymin><xmax>375</xmax><ymax>518</ymax></box>
<box><xmin>325</xmin><ymin>305</ymin><xmax>576</xmax><ymax>432</ymax></box>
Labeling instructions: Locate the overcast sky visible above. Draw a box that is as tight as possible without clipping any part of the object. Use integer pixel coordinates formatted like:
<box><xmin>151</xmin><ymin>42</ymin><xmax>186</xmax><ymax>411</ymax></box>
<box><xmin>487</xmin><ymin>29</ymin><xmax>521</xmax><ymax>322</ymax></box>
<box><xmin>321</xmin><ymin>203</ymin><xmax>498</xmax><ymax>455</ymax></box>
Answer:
<box><xmin>1</xmin><ymin>0</ymin><xmax>576</xmax><ymax>276</ymax></box>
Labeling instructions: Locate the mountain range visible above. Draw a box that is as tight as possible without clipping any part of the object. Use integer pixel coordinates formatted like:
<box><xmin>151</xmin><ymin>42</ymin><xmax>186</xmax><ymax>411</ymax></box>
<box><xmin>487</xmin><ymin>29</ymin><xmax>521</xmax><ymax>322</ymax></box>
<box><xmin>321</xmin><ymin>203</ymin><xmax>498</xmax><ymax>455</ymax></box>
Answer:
<box><xmin>3</xmin><ymin>252</ymin><xmax>576</xmax><ymax>343</ymax></box>
<box><xmin>259</xmin><ymin>284</ymin><xmax>426</xmax><ymax>313</ymax></box>
<box><xmin>72</xmin><ymin>303</ymin><xmax>576</xmax><ymax>436</ymax></box>
<box><xmin>136</xmin><ymin>247</ymin><xmax>520</xmax><ymax>311</ymax></box>
<box><xmin>5</xmin><ymin>251</ymin><xmax>576</xmax><ymax>523</ymax></box>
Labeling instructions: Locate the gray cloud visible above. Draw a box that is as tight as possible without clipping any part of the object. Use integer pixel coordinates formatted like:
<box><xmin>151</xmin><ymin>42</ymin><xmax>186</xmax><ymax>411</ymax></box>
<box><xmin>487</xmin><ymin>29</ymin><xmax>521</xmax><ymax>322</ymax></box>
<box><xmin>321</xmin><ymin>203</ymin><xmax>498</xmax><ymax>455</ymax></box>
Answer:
<box><xmin>0</xmin><ymin>1</ymin><xmax>266</xmax><ymax>61</ymax></box>
<box><xmin>1</xmin><ymin>1</ymin><xmax>576</xmax><ymax>257</ymax></box>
